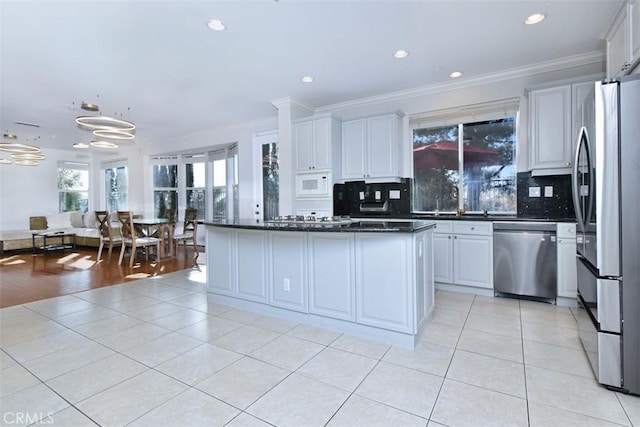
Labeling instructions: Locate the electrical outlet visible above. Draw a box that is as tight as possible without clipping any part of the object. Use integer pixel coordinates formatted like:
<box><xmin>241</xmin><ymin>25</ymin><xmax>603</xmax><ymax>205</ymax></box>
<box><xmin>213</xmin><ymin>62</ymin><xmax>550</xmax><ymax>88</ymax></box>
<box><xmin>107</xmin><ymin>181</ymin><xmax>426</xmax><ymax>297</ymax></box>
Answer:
<box><xmin>283</xmin><ymin>278</ymin><xmax>290</xmax><ymax>291</ymax></box>
<box><xmin>529</xmin><ymin>186</ymin><xmax>541</xmax><ymax>197</ymax></box>
<box><xmin>544</xmin><ymin>186</ymin><xmax>553</xmax><ymax>197</ymax></box>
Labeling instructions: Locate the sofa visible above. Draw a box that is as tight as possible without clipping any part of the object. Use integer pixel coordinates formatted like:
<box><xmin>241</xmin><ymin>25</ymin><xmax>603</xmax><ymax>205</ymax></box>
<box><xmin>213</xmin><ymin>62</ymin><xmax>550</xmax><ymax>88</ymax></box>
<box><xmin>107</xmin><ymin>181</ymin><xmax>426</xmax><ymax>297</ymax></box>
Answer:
<box><xmin>0</xmin><ymin>211</ymin><xmax>101</xmax><ymax>254</ymax></box>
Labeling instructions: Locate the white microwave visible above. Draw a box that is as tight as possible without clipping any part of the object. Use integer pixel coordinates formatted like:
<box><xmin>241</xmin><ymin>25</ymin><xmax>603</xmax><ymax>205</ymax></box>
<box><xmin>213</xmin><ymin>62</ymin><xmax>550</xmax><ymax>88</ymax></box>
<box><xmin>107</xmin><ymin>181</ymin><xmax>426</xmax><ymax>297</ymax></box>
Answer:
<box><xmin>296</xmin><ymin>172</ymin><xmax>331</xmax><ymax>198</ymax></box>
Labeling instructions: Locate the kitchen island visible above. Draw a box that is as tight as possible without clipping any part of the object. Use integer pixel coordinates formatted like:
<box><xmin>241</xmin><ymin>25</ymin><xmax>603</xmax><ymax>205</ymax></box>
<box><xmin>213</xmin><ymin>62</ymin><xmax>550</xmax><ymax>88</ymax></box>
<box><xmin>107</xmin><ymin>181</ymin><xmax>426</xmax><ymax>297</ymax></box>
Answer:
<box><xmin>204</xmin><ymin>219</ymin><xmax>435</xmax><ymax>347</ymax></box>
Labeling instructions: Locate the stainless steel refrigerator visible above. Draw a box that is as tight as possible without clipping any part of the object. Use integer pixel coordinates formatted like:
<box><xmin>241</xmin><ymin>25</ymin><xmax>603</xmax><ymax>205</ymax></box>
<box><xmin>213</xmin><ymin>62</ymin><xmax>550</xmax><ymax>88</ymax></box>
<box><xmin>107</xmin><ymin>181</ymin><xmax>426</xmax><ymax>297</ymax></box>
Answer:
<box><xmin>572</xmin><ymin>74</ymin><xmax>640</xmax><ymax>394</ymax></box>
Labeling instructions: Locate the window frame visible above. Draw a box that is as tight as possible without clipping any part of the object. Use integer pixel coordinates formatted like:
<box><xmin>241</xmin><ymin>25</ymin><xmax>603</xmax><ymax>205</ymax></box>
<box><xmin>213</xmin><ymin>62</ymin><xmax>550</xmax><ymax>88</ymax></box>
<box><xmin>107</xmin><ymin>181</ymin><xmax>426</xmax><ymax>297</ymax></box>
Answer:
<box><xmin>410</xmin><ymin>99</ymin><xmax>519</xmax><ymax>215</ymax></box>
<box><xmin>57</xmin><ymin>160</ymin><xmax>90</xmax><ymax>213</ymax></box>
<box><xmin>150</xmin><ymin>156</ymin><xmax>179</xmax><ymax>219</ymax></box>
<box><xmin>101</xmin><ymin>159</ymin><xmax>129</xmax><ymax>212</ymax></box>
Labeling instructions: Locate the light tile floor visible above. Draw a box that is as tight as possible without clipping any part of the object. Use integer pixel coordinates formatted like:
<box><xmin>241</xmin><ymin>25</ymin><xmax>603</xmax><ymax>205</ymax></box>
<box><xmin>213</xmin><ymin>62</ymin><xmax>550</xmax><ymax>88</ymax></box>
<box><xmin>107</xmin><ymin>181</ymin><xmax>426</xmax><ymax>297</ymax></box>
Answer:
<box><xmin>1</xmin><ymin>268</ymin><xmax>640</xmax><ymax>426</ymax></box>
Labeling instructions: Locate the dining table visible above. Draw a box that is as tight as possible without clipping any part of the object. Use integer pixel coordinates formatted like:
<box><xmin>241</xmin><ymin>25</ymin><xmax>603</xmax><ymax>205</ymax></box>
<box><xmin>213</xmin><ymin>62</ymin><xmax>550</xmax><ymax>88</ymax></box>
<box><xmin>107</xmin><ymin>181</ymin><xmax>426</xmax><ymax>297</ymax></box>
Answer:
<box><xmin>133</xmin><ymin>218</ymin><xmax>176</xmax><ymax>259</ymax></box>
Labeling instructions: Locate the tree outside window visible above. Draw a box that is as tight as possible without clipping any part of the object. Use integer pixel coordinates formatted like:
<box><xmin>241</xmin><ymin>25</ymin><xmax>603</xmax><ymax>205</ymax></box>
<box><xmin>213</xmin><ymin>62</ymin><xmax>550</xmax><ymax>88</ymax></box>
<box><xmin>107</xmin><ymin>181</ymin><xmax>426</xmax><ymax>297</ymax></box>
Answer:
<box><xmin>105</xmin><ymin>165</ymin><xmax>128</xmax><ymax>212</ymax></box>
<box><xmin>58</xmin><ymin>165</ymin><xmax>89</xmax><ymax>213</ymax></box>
<box><xmin>152</xmin><ymin>163</ymin><xmax>178</xmax><ymax>219</ymax></box>
<box><xmin>186</xmin><ymin>162</ymin><xmax>205</xmax><ymax>220</ymax></box>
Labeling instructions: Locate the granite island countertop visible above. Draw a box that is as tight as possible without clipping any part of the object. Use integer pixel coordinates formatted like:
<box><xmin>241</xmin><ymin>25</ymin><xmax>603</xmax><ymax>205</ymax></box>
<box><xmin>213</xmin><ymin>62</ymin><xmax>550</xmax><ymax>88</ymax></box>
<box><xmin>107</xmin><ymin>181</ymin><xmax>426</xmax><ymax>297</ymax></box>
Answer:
<box><xmin>203</xmin><ymin>218</ymin><xmax>436</xmax><ymax>233</ymax></box>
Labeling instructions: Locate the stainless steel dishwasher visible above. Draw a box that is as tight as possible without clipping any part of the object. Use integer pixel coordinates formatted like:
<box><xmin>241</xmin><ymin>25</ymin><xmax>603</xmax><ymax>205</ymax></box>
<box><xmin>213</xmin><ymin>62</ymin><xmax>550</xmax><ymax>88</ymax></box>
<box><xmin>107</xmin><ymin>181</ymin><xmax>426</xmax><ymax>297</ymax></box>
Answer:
<box><xmin>493</xmin><ymin>222</ymin><xmax>557</xmax><ymax>300</ymax></box>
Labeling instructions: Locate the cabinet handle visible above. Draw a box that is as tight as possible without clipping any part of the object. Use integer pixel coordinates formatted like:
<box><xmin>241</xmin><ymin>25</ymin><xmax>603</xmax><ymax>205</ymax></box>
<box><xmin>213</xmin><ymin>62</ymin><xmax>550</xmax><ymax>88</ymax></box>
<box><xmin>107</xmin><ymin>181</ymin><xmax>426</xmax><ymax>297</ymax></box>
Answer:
<box><xmin>470</xmin><ymin>227</ymin><xmax>475</xmax><ymax>230</ymax></box>
<box><xmin>448</xmin><ymin>235</ymin><xmax>451</xmax><ymax>239</ymax></box>
<box><xmin>566</xmin><ymin>162</ymin><xmax>571</xmax><ymax>166</ymax></box>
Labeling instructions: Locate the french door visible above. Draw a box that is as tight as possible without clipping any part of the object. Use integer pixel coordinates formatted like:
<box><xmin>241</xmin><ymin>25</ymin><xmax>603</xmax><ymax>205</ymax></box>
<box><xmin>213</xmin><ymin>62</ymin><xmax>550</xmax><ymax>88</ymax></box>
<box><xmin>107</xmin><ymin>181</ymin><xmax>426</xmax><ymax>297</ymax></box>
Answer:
<box><xmin>252</xmin><ymin>131</ymin><xmax>279</xmax><ymax>222</ymax></box>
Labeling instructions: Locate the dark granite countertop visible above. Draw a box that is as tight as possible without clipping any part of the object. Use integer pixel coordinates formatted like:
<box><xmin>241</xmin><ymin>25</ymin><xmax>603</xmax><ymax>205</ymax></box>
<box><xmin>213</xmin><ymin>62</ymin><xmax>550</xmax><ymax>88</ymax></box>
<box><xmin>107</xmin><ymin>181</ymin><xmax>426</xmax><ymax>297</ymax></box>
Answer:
<box><xmin>204</xmin><ymin>219</ymin><xmax>436</xmax><ymax>233</ymax></box>
<box><xmin>409</xmin><ymin>214</ymin><xmax>575</xmax><ymax>223</ymax></box>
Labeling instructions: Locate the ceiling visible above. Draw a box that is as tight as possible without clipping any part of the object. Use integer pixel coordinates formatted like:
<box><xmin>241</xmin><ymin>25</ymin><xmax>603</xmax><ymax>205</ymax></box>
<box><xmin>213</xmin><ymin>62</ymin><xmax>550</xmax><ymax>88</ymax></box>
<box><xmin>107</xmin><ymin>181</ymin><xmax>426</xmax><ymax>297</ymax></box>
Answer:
<box><xmin>0</xmin><ymin>0</ymin><xmax>622</xmax><ymax>154</ymax></box>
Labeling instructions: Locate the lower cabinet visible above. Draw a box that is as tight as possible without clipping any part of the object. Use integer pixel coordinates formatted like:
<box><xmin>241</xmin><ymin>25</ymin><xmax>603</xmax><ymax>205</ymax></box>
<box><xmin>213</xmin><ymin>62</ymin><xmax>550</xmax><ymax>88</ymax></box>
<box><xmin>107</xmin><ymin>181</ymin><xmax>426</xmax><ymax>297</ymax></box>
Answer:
<box><xmin>308</xmin><ymin>233</ymin><xmax>355</xmax><ymax>321</ymax></box>
<box><xmin>270</xmin><ymin>231</ymin><xmax>307</xmax><ymax>312</ymax></box>
<box><xmin>236</xmin><ymin>229</ymin><xmax>268</xmax><ymax>302</ymax></box>
<box><xmin>453</xmin><ymin>233</ymin><xmax>493</xmax><ymax>289</ymax></box>
<box><xmin>355</xmin><ymin>234</ymin><xmax>413</xmax><ymax>333</ymax></box>
<box><xmin>433</xmin><ymin>221</ymin><xmax>493</xmax><ymax>290</ymax></box>
<box><xmin>557</xmin><ymin>223</ymin><xmax>577</xmax><ymax>299</ymax></box>
<box><xmin>207</xmin><ymin>227</ymin><xmax>235</xmax><ymax>296</ymax></box>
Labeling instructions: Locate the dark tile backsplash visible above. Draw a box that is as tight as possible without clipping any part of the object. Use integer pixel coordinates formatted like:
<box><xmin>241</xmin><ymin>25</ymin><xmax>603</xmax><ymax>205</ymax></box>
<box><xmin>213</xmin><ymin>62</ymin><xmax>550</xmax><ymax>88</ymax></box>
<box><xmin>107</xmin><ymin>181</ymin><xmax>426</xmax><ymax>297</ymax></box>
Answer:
<box><xmin>516</xmin><ymin>172</ymin><xmax>575</xmax><ymax>220</ymax></box>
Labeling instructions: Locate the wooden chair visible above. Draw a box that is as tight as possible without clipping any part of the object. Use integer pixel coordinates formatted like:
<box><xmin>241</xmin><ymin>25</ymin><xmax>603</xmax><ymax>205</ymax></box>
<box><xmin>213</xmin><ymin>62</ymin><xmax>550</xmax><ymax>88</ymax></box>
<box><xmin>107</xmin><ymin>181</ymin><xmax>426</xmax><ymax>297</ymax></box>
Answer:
<box><xmin>95</xmin><ymin>210</ymin><xmax>123</xmax><ymax>261</ymax></box>
<box><xmin>174</xmin><ymin>208</ymin><xmax>198</xmax><ymax>258</ymax></box>
<box><xmin>117</xmin><ymin>211</ymin><xmax>161</xmax><ymax>267</ymax></box>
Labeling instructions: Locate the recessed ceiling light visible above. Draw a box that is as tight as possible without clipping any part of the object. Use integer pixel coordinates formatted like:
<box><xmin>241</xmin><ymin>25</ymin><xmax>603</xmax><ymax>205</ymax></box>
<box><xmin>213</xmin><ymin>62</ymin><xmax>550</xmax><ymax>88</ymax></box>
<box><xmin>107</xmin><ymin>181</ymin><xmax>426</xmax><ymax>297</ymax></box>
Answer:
<box><xmin>0</xmin><ymin>158</ymin><xmax>11</xmax><ymax>164</ymax></box>
<box><xmin>394</xmin><ymin>50</ymin><xmax>409</xmax><ymax>59</ymax></box>
<box><xmin>207</xmin><ymin>19</ymin><xmax>226</xmax><ymax>31</ymax></box>
<box><xmin>449</xmin><ymin>71</ymin><xmax>463</xmax><ymax>78</ymax></box>
<box><xmin>73</xmin><ymin>142</ymin><xmax>89</xmax><ymax>149</ymax></box>
<box><xmin>302</xmin><ymin>76</ymin><xmax>314</xmax><ymax>83</ymax></box>
<box><xmin>525</xmin><ymin>13</ymin><xmax>546</xmax><ymax>25</ymax></box>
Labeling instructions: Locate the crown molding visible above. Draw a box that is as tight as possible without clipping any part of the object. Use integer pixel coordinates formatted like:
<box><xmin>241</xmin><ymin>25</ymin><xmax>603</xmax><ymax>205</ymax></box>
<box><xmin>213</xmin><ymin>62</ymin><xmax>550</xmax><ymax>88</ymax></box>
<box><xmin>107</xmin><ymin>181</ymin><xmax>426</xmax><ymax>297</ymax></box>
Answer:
<box><xmin>316</xmin><ymin>51</ymin><xmax>605</xmax><ymax>114</ymax></box>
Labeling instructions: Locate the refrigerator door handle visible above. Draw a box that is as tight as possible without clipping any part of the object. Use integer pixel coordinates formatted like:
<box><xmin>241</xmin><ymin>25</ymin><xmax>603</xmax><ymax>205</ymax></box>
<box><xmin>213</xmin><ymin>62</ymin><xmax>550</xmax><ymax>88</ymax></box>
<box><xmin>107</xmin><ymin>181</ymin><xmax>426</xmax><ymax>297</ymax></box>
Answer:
<box><xmin>573</xmin><ymin>126</ymin><xmax>590</xmax><ymax>233</ymax></box>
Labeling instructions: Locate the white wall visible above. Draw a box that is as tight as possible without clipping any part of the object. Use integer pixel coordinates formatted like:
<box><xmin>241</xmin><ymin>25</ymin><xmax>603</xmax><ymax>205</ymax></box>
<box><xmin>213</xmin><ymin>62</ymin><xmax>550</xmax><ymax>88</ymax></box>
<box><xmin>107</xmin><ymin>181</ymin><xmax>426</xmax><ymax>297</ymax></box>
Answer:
<box><xmin>0</xmin><ymin>59</ymin><xmax>604</xmax><ymax>231</ymax></box>
<box><xmin>0</xmin><ymin>148</ymin><xmax>97</xmax><ymax>230</ymax></box>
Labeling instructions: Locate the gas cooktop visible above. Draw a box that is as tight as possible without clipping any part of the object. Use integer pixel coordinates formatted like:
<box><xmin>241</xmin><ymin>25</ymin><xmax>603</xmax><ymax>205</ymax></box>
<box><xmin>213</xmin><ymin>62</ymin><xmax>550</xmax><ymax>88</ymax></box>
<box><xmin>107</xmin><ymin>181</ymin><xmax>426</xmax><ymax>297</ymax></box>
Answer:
<box><xmin>268</xmin><ymin>215</ymin><xmax>354</xmax><ymax>225</ymax></box>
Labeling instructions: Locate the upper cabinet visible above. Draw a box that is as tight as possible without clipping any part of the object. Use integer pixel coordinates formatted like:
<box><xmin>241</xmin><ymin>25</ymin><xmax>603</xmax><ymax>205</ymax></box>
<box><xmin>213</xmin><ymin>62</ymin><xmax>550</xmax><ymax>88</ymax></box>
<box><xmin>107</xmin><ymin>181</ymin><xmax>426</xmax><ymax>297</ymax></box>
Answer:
<box><xmin>342</xmin><ymin>113</ymin><xmax>402</xmax><ymax>180</ymax></box>
<box><xmin>606</xmin><ymin>0</ymin><xmax>639</xmax><ymax>78</ymax></box>
<box><xmin>528</xmin><ymin>81</ymin><xmax>593</xmax><ymax>176</ymax></box>
<box><xmin>294</xmin><ymin>116</ymin><xmax>341</xmax><ymax>172</ymax></box>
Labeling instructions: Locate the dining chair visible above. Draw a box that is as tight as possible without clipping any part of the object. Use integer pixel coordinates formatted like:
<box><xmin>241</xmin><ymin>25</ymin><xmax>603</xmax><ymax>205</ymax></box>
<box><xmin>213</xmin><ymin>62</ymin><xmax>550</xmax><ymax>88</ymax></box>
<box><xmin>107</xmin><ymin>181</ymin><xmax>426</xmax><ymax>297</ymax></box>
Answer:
<box><xmin>95</xmin><ymin>210</ymin><xmax>123</xmax><ymax>262</ymax></box>
<box><xmin>117</xmin><ymin>211</ymin><xmax>161</xmax><ymax>267</ymax></box>
<box><xmin>174</xmin><ymin>208</ymin><xmax>198</xmax><ymax>258</ymax></box>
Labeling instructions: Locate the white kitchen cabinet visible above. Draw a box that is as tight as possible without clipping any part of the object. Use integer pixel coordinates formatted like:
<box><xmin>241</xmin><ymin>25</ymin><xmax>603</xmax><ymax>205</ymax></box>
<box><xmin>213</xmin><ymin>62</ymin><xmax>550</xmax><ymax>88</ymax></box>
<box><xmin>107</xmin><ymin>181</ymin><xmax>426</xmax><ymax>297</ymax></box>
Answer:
<box><xmin>606</xmin><ymin>0</ymin><xmax>639</xmax><ymax>78</ymax></box>
<box><xmin>433</xmin><ymin>220</ymin><xmax>493</xmax><ymax>290</ymax></box>
<box><xmin>415</xmin><ymin>229</ymin><xmax>434</xmax><ymax>327</ymax></box>
<box><xmin>355</xmin><ymin>233</ymin><xmax>413</xmax><ymax>333</ymax></box>
<box><xmin>529</xmin><ymin>81</ymin><xmax>595</xmax><ymax>176</ymax></box>
<box><xmin>207</xmin><ymin>227</ymin><xmax>235</xmax><ymax>295</ymax></box>
<box><xmin>342</xmin><ymin>113</ymin><xmax>402</xmax><ymax>180</ymax></box>
<box><xmin>294</xmin><ymin>117</ymin><xmax>340</xmax><ymax>172</ymax></box>
<box><xmin>557</xmin><ymin>223</ymin><xmax>578</xmax><ymax>299</ymax></box>
<box><xmin>529</xmin><ymin>85</ymin><xmax>573</xmax><ymax>175</ymax></box>
<box><xmin>270</xmin><ymin>231</ymin><xmax>307</xmax><ymax>313</ymax></box>
<box><xmin>236</xmin><ymin>229</ymin><xmax>268</xmax><ymax>303</ymax></box>
<box><xmin>308</xmin><ymin>233</ymin><xmax>355</xmax><ymax>321</ymax></box>
<box><xmin>433</xmin><ymin>221</ymin><xmax>454</xmax><ymax>284</ymax></box>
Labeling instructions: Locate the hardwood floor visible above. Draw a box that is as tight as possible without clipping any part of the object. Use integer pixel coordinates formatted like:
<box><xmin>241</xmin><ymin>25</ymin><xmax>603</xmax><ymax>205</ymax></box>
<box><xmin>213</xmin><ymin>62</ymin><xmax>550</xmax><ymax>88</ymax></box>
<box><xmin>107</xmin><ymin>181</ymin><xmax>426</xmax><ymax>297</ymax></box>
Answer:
<box><xmin>0</xmin><ymin>246</ymin><xmax>202</xmax><ymax>308</ymax></box>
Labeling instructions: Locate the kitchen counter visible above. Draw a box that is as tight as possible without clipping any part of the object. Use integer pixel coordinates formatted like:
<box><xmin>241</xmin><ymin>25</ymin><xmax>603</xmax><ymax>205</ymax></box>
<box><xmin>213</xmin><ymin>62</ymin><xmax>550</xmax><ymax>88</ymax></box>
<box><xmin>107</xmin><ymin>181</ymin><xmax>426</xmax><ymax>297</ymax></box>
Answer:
<box><xmin>203</xmin><ymin>218</ymin><xmax>436</xmax><ymax>233</ymax></box>
<box><xmin>205</xmin><ymin>221</ymin><xmax>435</xmax><ymax>348</ymax></box>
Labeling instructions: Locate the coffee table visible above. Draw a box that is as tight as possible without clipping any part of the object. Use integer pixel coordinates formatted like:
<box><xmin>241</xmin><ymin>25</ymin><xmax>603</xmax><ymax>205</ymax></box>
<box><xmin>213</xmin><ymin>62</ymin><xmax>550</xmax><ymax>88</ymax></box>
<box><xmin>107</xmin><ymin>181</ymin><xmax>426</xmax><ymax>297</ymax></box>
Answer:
<box><xmin>32</xmin><ymin>230</ymin><xmax>76</xmax><ymax>255</ymax></box>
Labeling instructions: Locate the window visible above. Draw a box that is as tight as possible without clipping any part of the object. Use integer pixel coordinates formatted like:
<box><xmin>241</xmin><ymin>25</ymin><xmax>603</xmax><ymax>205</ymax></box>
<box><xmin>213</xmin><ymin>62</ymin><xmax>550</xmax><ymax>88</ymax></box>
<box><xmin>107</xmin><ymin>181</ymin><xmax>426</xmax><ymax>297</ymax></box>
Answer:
<box><xmin>412</xmin><ymin>99</ymin><xmax>518</xmax><ymax>214</ymax></box>
<box><xmin>212</xmin><ymin>158</ymin><xmax>226</xmax><ymax>220</ymax></box>
<box><xmin>152</xmin><ymin>159</ymin><xmax>178</xmax><ymax>218</ymax></box>
<box><xmin>58</xmin><ymin>161</ymin><xmax>89</xmax><ymax>213</ymax></box>
<box><xmin>185</xmin><ymin>158</ymin><xmax>206</xmax><ymax>221</ymax></box>
<box><xmin>210</xmin><ymin>145</ymin><xmax>238</xmax><ymax>221</ymax></box>
<box><xmin>261</xmin><ymin>142</ymin><xmax>279</xmax><ymax>220</ymax></box>
<box><xmin>104</xmin><ymin>164</ymin><xmax>128</xmax><ymax>212</ymax></box>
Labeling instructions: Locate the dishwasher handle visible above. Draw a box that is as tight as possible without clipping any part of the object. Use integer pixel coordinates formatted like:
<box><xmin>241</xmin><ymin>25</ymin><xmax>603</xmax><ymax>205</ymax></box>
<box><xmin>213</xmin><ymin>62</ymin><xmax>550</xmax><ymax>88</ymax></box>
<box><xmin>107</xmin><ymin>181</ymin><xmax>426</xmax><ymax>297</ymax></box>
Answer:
<box><xmin>492</xmin><ymin>222</ymin><xmax>557</xmax><ymax>232</ymax></box>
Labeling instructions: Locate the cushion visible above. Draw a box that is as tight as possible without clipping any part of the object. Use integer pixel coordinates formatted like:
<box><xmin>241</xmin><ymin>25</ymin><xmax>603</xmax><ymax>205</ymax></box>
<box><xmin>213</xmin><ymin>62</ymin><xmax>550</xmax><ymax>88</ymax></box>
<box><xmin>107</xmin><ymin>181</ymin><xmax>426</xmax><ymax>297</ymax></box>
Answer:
<box><xmin>46</xmin><ymin>212</ymin><xmax>72</xmax><ymax>229</ymax></box>
<box><xmin>70</xmin><ymin>211</ymin><xmax>84</xmax><ymax>228</ymax></box>
<box><xmin>83</xmin><ymin>212</ymin><xmax>98</xmax><ymax>228</ymax></box>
